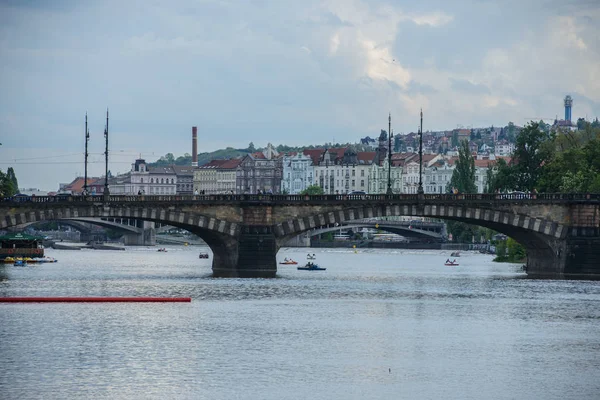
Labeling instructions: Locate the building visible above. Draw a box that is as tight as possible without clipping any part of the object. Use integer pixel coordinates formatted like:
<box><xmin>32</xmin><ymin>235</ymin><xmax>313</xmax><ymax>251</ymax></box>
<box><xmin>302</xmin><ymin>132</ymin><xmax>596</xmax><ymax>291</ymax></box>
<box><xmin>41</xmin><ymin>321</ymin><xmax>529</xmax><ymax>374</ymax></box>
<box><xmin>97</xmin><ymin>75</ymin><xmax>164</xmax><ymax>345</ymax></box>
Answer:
<box><xmin>194</xmin><ymin>159</ymin><xmax>227</xmax><ymax>194</ymax></box>
<box><xmin>109</xmin><ymin>159</ymin><xmax>177</xmax><ymax>195</ymax></box>
<box><xmin>281</xmin><ymin>152</ymin><xmax>315</xmax><ymax>194</ymax></box>
<box><xmin>236</xmin><ymin>144</ymin><xmax>282</xmax><ymax>194</ymax></box>
<box><xmin>172</xmin><ymin>165</ymin><xmax>195</xmax><ymax>195</ymax></box>
<box><xmin>216</xmin><ymin>158</ymin><xmax>242</xmax><ymax>194</ymax></box>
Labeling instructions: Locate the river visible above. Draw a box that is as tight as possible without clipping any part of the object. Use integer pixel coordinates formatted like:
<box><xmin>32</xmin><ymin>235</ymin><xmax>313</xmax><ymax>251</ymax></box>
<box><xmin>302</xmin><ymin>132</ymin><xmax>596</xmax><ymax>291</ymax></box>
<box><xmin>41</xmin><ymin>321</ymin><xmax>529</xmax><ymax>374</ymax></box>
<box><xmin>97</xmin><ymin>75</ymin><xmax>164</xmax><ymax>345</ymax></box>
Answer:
<box><xmin>1</xmin><ymin>246</ymin><xmax>599</xmax><ymax>400</ymax></box>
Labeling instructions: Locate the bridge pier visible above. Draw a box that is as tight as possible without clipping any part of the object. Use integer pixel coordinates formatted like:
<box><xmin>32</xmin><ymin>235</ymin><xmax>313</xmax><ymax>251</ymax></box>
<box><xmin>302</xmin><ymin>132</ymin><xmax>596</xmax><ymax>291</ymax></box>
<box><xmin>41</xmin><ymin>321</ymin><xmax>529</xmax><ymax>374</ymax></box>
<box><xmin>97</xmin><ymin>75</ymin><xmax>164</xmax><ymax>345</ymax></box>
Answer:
<box><xmin>122</xmin><ymin>222</ymin><xmax>156</xmax><ymax>246</ymax></box>
<box><xmin>210</xmin><ymin>228</ymin><xmax>277</xmax><ymax>278</ymax></box>
<box><xmin>526</xmin><ymin>232</ymin><xmax>600</xmax><ymax>278</ymax></box>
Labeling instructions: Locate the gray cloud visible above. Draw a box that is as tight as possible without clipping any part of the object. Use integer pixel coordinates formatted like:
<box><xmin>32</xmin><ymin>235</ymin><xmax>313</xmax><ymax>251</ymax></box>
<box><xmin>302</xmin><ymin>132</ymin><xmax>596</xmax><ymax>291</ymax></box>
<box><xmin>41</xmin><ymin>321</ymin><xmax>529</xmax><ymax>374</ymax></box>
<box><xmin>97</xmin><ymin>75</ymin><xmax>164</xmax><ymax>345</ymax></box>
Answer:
<box><xmin>0</xmin><ymin>0</ymin><xmax>599</xmax><ymax>190</ymax></box>
<box><xmin>449</xmin><ymin>78</ymin><xmax>490</xmax><ymax>94</ymax></box>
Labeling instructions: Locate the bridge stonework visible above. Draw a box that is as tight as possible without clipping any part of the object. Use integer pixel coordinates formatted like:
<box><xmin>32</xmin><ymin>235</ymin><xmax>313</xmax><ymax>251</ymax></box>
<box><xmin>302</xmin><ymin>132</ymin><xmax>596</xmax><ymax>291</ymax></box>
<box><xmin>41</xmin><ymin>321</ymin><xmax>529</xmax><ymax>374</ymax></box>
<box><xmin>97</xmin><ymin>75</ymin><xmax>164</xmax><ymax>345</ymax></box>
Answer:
<box><xmin>1</xmin><ymin>194</ymin><xmax>599</xmax><ymax>278</ymax></box>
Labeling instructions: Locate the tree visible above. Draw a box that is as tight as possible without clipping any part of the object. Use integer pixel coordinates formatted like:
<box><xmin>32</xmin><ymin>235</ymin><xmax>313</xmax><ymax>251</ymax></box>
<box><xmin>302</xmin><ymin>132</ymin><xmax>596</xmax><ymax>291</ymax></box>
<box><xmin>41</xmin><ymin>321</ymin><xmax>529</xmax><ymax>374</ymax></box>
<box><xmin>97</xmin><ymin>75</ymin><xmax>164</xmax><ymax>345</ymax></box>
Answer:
<box><xmin>447</xmin><ymin>140</ymin><xmax>477</xmax><ymax>193</ymax></box>
<box><xmin>300</xmin><ymin>185</ymin><xmax>324</xmax><ymax>195</ymax></box>
<box><xmin>506</xmin><ymin>122</ymin><xmax>517</xmax><ymax>142</ymax></box>
<box><xmin>577</xmin><ymin>117</ymin><xmax>588</xmax><ymax>131</ymax></box>
<box><xmin>6</xmin><ymin>167</ymin><xmax>19</xmax><ymax>194</ymax></box>
<box><xmin>248</xmin><ymin>142</ymin><xmax>256</xmax><ymax>152</ymax></box>
<box><xmin>510</xmin><ymin>122</ymin><xmax>553</xmax><ymax>192</ymax></box>
<box><xmin>451</xmin><ymin>131</ymin><xmax>459</xmax><ymax>148</ymax></box>
<box><xmin>484</xmin><ymin>158</ymin><xmax>513</xmax><ymax>193</ymax></box>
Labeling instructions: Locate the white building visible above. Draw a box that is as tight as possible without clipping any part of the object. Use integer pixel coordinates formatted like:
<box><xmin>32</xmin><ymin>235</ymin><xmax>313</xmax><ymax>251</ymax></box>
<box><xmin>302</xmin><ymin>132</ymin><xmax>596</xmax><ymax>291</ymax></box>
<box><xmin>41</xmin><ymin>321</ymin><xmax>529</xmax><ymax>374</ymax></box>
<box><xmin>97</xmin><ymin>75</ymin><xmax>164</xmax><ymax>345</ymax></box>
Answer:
<box><xmin>313</xmin><ymin>149</ymin><xmax>375</xmax><ymax>194</ymax></box>
<box><xmin>368</xmin><ymin>155</ymin><xmax>403</xmax><ymax>194</ymax></box>
<box><xmin>281</xmin><ymin>152</ymin><xmax>314</xmax><ymax>194</ymax></box>
<box><xmin>109</xmin><ymin>159</ymin><xmax>177</xmax><ymax>195</ymax></box>
<box><xmin>495</xmin><ymin>140</ymin><xmax>514</xmax><ymax>156</ymax></box>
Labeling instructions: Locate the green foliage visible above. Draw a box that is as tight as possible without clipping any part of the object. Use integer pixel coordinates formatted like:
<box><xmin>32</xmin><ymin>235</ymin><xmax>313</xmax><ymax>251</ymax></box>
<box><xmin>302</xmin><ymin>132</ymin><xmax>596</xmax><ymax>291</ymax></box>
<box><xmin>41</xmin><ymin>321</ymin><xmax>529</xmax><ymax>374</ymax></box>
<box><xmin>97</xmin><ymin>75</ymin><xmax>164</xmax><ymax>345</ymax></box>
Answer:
<box><xmin>484</xmin><ymin>158</ymin><xmax>512</xmax><ymax>193</ymax></box>
<box><xmin>494</xmin><ymin>238</ymin><xmax>526</xmax><ymax>262</ymax></box>
<box><xmin>248</xmin><ymin>142</ymin><xmax>256</xmax><ymax>152</ymax></box>
<box><xmin>511</xmin><ymin>122</ymin><xmax>554</xmax><ymax>192</ymax></box>
<box><xmin>494</xmin><ymin>240</ymin><xmax>507</xmax><ymax>261</ymax></box>
<box><xmin>451</xmin><ymin>131</ymin><xmax>459</xmax><ymax>148</ymax></box>
<box><xmin>447</xmin><ymin>140</ymin><xmax>477</xmax><ymax>194</ymax></box>
<box><xmin>0</xmin><ymin>168</ymin><xmax>18</xmax><ymax>196</ymax></box>
<box><xmin>538</xmin><ymin>125</ymin><xmax>600</xmax><ymax>193</ymax></box>
<box><xmin>506</xmin><ymin>238</ymin><xmax>526</xmax><ymax>261</ymax></box>
<box><xmin>300</xmin><ymin>185</ymin><xmax>324</xmax><ymax>195</ymax></box>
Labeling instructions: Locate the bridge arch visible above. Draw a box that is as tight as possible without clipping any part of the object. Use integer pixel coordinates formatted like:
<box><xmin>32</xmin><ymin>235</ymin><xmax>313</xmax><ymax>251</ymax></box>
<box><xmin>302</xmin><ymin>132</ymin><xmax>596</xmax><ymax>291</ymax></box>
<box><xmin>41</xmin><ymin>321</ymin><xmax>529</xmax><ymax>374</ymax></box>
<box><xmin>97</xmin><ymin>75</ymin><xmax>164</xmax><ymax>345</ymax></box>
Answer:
<box><xmin>274</xmin><ymin>204</ymin><xmax>567</xmax><ymax>272</ymax></box>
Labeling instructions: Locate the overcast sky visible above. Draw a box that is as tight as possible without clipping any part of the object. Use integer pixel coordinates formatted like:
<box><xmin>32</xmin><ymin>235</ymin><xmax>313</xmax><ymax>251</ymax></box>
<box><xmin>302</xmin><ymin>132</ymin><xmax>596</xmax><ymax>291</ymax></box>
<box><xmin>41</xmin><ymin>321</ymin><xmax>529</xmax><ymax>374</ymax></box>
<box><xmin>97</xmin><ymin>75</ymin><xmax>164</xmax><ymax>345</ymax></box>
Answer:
<box><xmin>1</xmin><ymin>0</ymin><xmax>599</xmax><ymax>191</ymax></box>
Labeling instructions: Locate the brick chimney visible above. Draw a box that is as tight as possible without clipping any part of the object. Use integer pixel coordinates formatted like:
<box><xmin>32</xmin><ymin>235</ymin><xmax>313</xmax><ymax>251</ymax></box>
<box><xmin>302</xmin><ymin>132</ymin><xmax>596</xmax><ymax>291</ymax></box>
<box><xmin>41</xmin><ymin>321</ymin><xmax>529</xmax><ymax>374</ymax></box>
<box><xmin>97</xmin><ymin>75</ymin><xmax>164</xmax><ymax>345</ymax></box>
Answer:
<box><xmin>192</xmin><ymin>126</ymin><xmax>198</xmax><ymax>167</ymax></box>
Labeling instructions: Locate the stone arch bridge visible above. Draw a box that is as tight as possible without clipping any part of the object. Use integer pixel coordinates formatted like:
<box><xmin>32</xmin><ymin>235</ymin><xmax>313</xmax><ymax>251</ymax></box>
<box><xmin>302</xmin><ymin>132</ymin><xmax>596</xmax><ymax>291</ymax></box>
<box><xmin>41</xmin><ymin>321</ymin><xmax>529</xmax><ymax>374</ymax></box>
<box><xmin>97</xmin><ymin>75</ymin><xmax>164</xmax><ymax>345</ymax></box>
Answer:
<box><xmin>1</xmin><ymin>193</ymin><xmax>599</xmax><ymax>278</ymax></box>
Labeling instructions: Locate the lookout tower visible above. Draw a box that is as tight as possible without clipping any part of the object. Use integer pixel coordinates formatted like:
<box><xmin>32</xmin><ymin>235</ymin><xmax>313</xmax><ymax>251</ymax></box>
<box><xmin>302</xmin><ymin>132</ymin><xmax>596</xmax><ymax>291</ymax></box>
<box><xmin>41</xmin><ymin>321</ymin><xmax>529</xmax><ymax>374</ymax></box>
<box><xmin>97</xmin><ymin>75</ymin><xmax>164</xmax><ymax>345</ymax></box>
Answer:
<box><xmin>564</xmin><ymin>95</ymin><xmax>573</xmax><ymax>123</ymax></box>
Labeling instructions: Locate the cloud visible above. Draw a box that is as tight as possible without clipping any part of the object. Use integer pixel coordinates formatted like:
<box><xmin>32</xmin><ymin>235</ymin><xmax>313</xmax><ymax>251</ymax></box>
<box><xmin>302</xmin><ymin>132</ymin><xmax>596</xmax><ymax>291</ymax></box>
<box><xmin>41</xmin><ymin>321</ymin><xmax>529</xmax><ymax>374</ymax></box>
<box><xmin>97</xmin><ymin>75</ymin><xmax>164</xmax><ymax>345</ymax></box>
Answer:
<box><xmin>1</xmin><ymin>0</ymin><xmax>599</xmax><ymax>191</ymax></box>
<box><xmin>449</xmin><ymin>78</ymin><xmax>490</xmax><ymax>95</ymax></box>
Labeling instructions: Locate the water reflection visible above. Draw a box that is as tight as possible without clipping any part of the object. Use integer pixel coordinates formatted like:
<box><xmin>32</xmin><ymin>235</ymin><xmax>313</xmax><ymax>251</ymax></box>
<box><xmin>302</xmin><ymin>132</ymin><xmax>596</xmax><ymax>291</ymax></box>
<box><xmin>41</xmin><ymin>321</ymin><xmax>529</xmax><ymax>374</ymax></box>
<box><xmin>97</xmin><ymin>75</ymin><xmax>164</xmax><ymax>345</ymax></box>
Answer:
<box><xmin>1</xmin><ymin>247</ymin><xmax>599</xmax><ymax>399</ymax></box>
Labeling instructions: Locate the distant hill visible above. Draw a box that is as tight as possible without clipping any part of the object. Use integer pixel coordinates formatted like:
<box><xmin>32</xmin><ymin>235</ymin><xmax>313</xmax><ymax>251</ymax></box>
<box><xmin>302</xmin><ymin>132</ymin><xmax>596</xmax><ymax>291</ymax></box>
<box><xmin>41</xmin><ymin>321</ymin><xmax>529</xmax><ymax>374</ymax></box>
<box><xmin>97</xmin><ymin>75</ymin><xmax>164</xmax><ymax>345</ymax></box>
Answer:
<box><xmin>147</xmin><ymin>142</ymin><xmax>365</xmax><ymax>168</ymax></box>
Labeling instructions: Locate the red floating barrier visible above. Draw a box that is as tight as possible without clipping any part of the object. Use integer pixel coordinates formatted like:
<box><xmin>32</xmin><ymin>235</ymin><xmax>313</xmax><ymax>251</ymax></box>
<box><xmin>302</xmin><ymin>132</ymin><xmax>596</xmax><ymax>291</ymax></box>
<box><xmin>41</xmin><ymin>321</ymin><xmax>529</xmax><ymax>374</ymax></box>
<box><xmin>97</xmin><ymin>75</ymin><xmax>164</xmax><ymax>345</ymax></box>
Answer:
<box><xmin>0</xmin><ymin>297</ymin><xmax>191</xmax><ymax>303</ymax></box>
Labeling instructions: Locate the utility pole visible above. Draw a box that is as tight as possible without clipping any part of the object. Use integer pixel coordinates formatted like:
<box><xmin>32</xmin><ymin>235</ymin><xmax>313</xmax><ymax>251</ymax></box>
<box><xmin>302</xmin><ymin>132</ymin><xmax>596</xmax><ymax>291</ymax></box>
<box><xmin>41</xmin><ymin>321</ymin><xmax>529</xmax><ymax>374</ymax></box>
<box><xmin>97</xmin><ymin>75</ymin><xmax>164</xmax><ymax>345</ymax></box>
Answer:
<box><xmin>417</xmin><ymin>108</ymin><xmax>424</xmax><ymax>195</ymax></box>
<box><xmin>387</xmin><ymin>113</ymin><xmax>393</xmax><ymax>195</ymax></box>
<box><xmin>84</xmin><ymin>113</ymin><xmax>90</xmax><ymax>195</ymax></box>
<box><xmin>103</xmin><ymin>109</ymin><xmax>110</xmax><ymax>199</ymax></box>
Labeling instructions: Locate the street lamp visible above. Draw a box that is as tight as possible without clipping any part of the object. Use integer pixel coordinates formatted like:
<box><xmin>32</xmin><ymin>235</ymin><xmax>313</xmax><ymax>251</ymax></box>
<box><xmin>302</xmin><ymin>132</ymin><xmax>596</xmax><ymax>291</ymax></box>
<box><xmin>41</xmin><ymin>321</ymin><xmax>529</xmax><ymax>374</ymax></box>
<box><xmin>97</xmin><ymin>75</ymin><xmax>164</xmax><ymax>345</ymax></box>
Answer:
<box><xmin>83</xmin><ymin>113</ymin><xmax>90</xmax><ymax>195</ymax></box>
<box><xmin>417</xmin><ymin>108</ymin><xmax>424</xmax><ymax>195</ymax></box>
<box><xmin>386</xmin><ymin>113</ymin><xmax>394</xmax><ymax>195</ymax></box>
<box><xmin>103</xmin><ymin>109</ymin><xmax>110</xmax><ymax>199</ymax></box>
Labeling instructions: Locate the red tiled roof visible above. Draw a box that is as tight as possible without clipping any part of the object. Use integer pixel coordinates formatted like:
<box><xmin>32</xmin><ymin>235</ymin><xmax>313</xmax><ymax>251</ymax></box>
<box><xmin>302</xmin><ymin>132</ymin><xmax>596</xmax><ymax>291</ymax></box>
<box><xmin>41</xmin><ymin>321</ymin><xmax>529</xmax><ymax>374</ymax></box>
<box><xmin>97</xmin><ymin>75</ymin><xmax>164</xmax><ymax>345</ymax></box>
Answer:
<box><xmin>219</xmin><ymin>158</ymin><xmax>243</xmax><ymax>169</ymax></box>
<box><xmin>199</xmin><ymin>159</ymin><xmax>228</xmax><ymax>168</ymax></box>
<box><xmin>303</xmin><ymin>149</ymin><xmax>324</xmax><ymax>165</ymax></box>
<box><xmin>357</xmin><ymin>151</ymin><xmax>376</xmax><ymax>163</ymax></box>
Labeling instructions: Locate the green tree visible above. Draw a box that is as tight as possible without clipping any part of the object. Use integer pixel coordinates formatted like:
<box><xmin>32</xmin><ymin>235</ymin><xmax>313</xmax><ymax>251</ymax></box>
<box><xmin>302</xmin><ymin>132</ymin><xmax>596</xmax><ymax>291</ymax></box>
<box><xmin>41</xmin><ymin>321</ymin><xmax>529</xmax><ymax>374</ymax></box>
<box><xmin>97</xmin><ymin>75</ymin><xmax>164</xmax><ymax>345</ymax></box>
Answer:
<box><xmin>248</xmin><ymin>142</ymin><xmax>256</xmax><ymax>152</ymax></box>
<box><xmin>6</xmin><ymin>167</ymin><xmax>18</xmax><ymax>193</ymax></box>
<box><xmin>510</xmin><ymin>122</ymin><xmax>554</xmax><ymax>192</ymax></box>
<box><xmin>300</xmin><ymin>185</ymin><xmax>324</xmax><ymax>195</ymax></box>
<box><xmin>0</xmin><ymin>168</ymin><xmax>18</xmax><ymax>196</ymax></box>
<box><xmin>484</xmin><ymin>158</ymin><xmax>513</xmax><ymax>193</ymax></box>
<box><xmin>451</xmin><ymin>131</ymin><xmax>459</xmax><ymax>148</ymax></box>
<box><xmin>447</xmin><ymin>140</ymin><xmax>477</xmax><ymax>193</ymax></box>
<box><xmin>506</xmin><ymin>238</ymin><xmax>526</xmax><ymax>261</ymax></box>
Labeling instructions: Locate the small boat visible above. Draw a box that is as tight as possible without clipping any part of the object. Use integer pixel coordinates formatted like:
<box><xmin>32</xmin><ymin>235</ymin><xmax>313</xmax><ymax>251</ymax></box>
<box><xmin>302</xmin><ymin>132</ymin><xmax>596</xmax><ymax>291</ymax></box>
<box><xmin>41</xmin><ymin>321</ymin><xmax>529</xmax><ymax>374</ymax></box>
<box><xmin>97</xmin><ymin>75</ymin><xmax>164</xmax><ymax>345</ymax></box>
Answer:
<box><xmin>298</xmin><ymin>262</ymin><xmax>326</xmax><ymax>271</ymax></box>
<box><xmin>445</xmin><ymin>259</ymin><xmax>459</xmax><ymax>266</ymax></box>
<box><xmin>37</xmin><ymin>257</ymin><xmax>58</xmax><ymax>263</ymax></box>
<box><xmin>157</xmin><ymin>248</ymin><xmax>167</xmax><ymax>252</ymax></box>
<box><xmin>14</xmin><ymin>260</ymin><xmax>27</xmax><ymax>267</ymax></box>
<box><xmin>450</xmin><ymin>251</ymin><xmax>461</xmax><ymax>257</ymax></box>
<box><xmin>198</xmin><ymin>253</ymin><xmax>209</xmax><ymax>259</ymax></box>
<box><xmin>306</xmin><ymin>253</ymin><xmax>316</xmax><ymax>260</ymax></box>
<box><xmin>279</xmin><ymin>259</ymin><xmax>298</xmax><ymax>265</ymax></box>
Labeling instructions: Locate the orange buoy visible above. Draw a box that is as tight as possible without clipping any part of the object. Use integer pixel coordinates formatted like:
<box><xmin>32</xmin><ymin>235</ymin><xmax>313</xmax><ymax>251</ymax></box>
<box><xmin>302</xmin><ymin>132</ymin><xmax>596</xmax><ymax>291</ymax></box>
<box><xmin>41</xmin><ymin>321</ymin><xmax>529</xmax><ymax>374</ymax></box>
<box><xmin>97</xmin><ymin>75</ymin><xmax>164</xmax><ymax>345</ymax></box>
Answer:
<box><xmin>0</xmin><ymin>297</ymin><xmax>191</xmax><ymax>303</ymax></box>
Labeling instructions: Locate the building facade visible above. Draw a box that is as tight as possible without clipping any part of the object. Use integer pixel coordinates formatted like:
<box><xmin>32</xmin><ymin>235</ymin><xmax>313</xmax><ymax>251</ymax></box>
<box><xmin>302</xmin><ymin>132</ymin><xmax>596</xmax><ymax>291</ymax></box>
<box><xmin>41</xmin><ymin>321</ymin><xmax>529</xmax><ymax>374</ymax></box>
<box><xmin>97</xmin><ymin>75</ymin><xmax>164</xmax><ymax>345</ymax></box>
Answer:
<box><xmin>281</xmin><ymin>152</ymin><xmax>314</xmax><ymax>194</ymax></box>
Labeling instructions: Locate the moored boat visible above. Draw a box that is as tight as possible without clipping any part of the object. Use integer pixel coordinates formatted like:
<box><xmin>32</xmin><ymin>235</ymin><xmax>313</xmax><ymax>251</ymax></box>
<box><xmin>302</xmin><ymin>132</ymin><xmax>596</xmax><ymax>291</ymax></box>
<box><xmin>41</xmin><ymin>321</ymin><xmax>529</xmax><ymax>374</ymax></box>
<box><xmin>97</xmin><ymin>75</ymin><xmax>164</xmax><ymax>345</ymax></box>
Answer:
<box><xmin>198</xmin><ymin>252</ymin><xmax>209</xmax><ymax>259</ymax></box>
<box><xmin>0</xmin><ymin>233</ymin><xmax>45</xmax><ymax>260</ymax></box>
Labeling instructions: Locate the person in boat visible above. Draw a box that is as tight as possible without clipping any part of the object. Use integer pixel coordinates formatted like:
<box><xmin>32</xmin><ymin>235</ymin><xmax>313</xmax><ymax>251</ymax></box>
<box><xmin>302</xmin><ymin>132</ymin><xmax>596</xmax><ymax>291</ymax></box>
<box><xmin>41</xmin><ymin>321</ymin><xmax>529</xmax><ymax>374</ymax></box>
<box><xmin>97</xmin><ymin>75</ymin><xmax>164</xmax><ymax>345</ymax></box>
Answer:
<box><xmin>446</xmin><ymin>258</ymin><xmax>450</xmax><ymax>263</ymax></box>
<box><xmin>284</xmin><ymin>257</ymin><xmax>289</xmax><ymax>262</ymax></box>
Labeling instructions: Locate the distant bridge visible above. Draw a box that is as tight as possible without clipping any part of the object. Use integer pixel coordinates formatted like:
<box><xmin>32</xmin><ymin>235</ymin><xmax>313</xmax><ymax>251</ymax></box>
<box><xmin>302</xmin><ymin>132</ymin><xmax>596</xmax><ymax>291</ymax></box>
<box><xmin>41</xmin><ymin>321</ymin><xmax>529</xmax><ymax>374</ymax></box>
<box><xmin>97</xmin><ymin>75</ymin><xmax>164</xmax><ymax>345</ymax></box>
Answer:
<box><xmin>1</xmin><ymin>193</ymin><xmax>599</xmax><ymax>278</ymax></box>
<box><xmin>309</xmin><ymin>219</ymin><xmax>446</xmax><ymax>240</ymax></box>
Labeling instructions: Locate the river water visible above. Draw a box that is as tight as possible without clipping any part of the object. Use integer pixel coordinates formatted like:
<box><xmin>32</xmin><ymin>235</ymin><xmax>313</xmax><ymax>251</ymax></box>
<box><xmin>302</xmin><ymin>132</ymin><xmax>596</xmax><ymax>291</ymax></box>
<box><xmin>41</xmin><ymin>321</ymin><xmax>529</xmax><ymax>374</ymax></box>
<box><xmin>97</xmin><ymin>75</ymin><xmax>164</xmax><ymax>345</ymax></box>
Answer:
<box><xmin>1</xmin><ymin>246</ymin><xmax>599</xmax><ymax>400</ymax></box>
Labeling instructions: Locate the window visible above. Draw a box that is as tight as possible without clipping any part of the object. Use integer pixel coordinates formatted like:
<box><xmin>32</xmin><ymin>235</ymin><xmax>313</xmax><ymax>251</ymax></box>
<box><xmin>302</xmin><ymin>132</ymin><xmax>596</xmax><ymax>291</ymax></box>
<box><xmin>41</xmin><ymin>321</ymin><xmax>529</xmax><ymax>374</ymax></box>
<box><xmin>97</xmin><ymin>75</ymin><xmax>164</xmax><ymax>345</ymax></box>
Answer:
<box><xmin>361</xmin><ymin>170</ymin><xmax>365</xmax><ymax>177</ymax></box>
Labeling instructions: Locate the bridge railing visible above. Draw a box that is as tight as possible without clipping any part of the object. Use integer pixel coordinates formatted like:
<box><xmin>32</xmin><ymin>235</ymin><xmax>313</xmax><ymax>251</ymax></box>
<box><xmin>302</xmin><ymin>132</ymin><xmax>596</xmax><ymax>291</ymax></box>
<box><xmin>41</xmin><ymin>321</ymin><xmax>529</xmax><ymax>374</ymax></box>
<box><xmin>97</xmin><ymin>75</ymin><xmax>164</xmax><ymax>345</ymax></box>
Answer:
<box><xmin>2</xmin><ymin>192</ymin><xmax>599</xmax><ymax>204</ymax></box>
